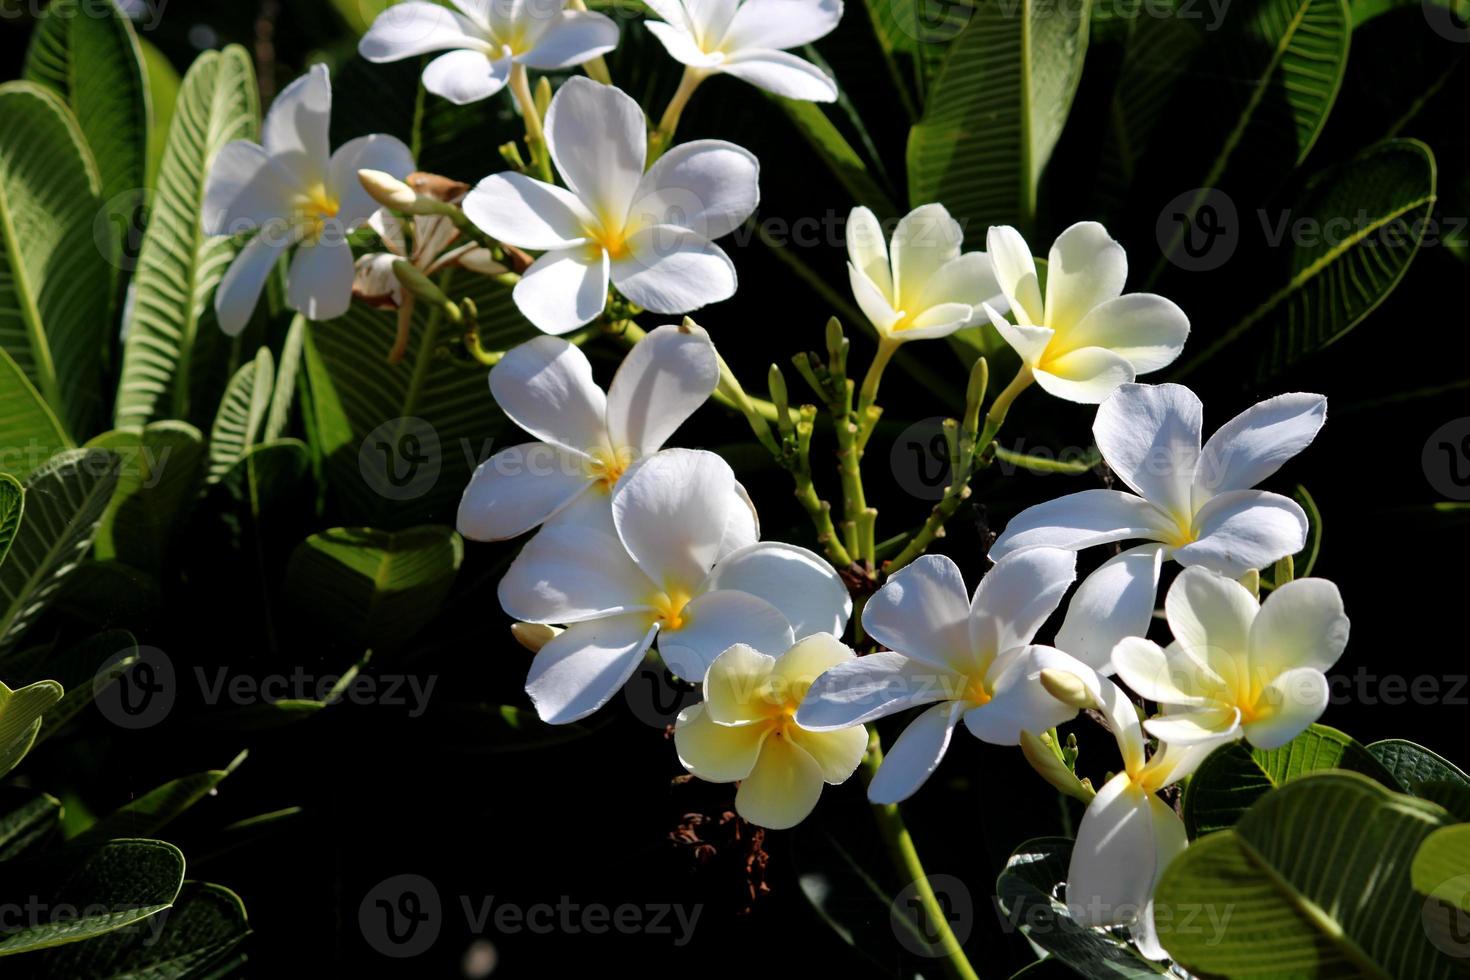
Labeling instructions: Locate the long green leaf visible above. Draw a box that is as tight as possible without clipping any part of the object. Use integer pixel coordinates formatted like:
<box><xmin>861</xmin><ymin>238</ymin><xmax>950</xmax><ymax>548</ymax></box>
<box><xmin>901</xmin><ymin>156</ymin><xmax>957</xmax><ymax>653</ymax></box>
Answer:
<box><xmin>207</xmin><ymin>349</ymin><xmax>274</xmax><ymax>485</ymax></box>
<box><xmin>0</xmin><ymin>82</ymin><xmax>109</xmax><ymax>439</ymax></box>
<box><xmin>114</xmin><ymin>45</ymin><xmax>259</xmax><ymax>429</ymax></box>
<box><xmin>87</xmin><ymin>422</ymin><xmax>206</xmax><ymax>573</ymax></box>
<box><xmin>907</xmin><ymin>0</ymin><xmax>1091</xmax><ymax>234</ymax></box>
<box><xmin>75</xmin><ymin>751</ymin><xmax>247</xmax><ymax>845</ymax></box>
<box><xmin>0</xmin><ymin>345</ymin><xmax>73</xmax><ymax>482</ymax></box>
<box><xmin>0</xmin><ymin>474</ymin><xmax>21</xmax><ymax>569</ymax></box>
<box><xmin>1370</xmin><ymin>739</ymin><xmax>1470</xmax><ymax>819</ymax></box>
<box><xmin>0</xmin><ymin>789</ymin><xmax>62</xmax><ymax>861</ymax></box>
<box><xmin>0</xmin><ymin>449</ymin><xmax>121</xmax><ymax>659</ymax></box>
<box><xmin>776</xmin><ymin>98</ymin><xmax>898</xmax><ymax>217</ymax></box>
<box><xmin>0</xmin><ymin>679</ymin><xmax>64</xmax><ymax>778</ymax></box>
<box><xmin>1157</xmin><ymin>772</ymin><xmax>1454</xmax><ymax>978</ymax></box>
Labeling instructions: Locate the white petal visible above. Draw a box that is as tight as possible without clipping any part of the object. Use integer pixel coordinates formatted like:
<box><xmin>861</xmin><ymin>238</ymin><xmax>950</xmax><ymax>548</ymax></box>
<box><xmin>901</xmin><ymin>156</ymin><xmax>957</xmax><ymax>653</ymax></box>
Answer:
<box><xmin>1194</xmin><ymin>392</ymin><xmax>1327</xmax><ymax>500</ymax></box>
<box><xmin>643</xmin><ymin>0</ymin><xmax>694</xmax><ymax>29</ymax></box>
<box><xmin>771</xmin><ymin>632</ymin><xmax>856</xmax><ymax>701</ymax></box>
<box><xmin>965</xmin><ymin>646</ymin><xmax>1090</xmax><ymax>745</ymax></box>
<box><xmin>489</xmin><ymin>335</ymin><xmax>610</xmax><ymax>456</ymax></box>
<box><xmin>497</xmin><ymin>524</ymin><xmax>653</xmax><ymax>623</ymax></box>
<box><xmin>1112</xmin><ymin>636</ymin><xmax>1209</xmax><ymax>707</ymax></box>
<box><xmin>525</xmin><ymin>612</ymin><xmax>658</xmax><ymax>723</ymax></box>
<box><xmin>797</xmin><ymin>651</ymin><xmax>957</xmax><ymax>729</ymax></box>
<box><xmin>1032</xmin><ymin>346</ymin><xmax>1135</xmax><ymax>404</ymax></box>
<box><xmin>1242</xmin><ymin>667</ymin><xmax>1329</xmax><ymax>749</ymax></box>
<box><xmin>612</xmin><ymin>449</ymin><xmax>738</xmax><ymax>589</ymax></box>
<box><xmin>1054</xmin><ymin>543</ymin><xmax>1166</xmax><ymax>673</ymax></box>
<box><xmin>631</xmin><ymin>139</ymin><xmax>760</xmax><ymax>241</ymax></box>
<box><xmin>736</xmin><ymin>733</ymin><xmax>826</xmax><ymax>829</ymax></box>
<box><xmin>1173</xmin><ymin>489</ymin><xmax>1307</xmax><ymax>579</ymax></box>
<box><xmin>518</xmin><ymin>11</ymin><xmax>620</xmax><ymax>70</ymax></box>
<box><xmin>605</xmin><ymin>322</ymin><xmax>719</xmax><ymax>456</ymax></box>
<box><xmin>545</xmin><ymin>76</ymin><xmax>646</xmax><ymax>225</ymax></box>
<box><xmin>860</xmin><ymin>554</ymin><xmax>973</xmax><ymax>672</ymax></box>
<box><xmin>369</xmin><ymin>208</ymin><xmax>408</xmax><ymax>256</ymax></box>
<box><xmin>657</xmin><ymin>589</ymin><xmax>795</xmax><ymax>681</ymax></box>
<box><xmin>986</xmin><ymin>225</ymin><xmax>1043</xmax><ymax>325</ymax></box>
<box><xmin>703</xmin><ymin>642</ymin><xmax>777</xmax><ymax>724</ymax></box>
<box><xmin>986</xmin><ymin>304</ymin><xmax>1053</xmax><ymax>367</ymax></box>
<box><xmin>1066</xmin><ymin>773</ymin><xmax>1156</xmax><ymax>927</ymax></box>
<box><xmin>849</xmin><ymin>263</ymin><xmax>903</xmax><ymax>334</ymax></box>
<box><xmin>892</xmin><ymin>302</ymin><xmax>975</xmax><ymax>341</ymax></box>
<box><xmin>353</xmin><ymin>252</ymin><xmax>402</xmax><ymax>305</ymax></box>
<box><xmin>846</xmin><ymin>206</ymin><xmax>892</xmax><ymax>301</ymax></box>
<box><xmin>1165</xmin><ymin>565</ymin><xmax>1258</xmax><ymax>674</ymax></box>
<box><xmin>1045</xmin><ymin>221</ymin><xmax>1126</xmax><ymax>333</ymax></box>
<box><xmin>202</xmin><ymin>141</ymin><xmax>293</xmax><ymax>236</ymax></box>
<box><xmin>1250</xmin><ymin>578</ymin><xmax>1348</xmax><ymax>676</ymax></box>
<box><xmin>718</xmin><ymin>481</ymin><xmax>761</xmax><ymax>556</ymax></box>
<box><xmin>1063</xmin><ymin>293</ymin><xmax>1189</xmax><ymax>375</ymax></box>
<box><xmin>360</xmin><ymin>3</ymin><xmax>484</xmax><ymax>61</ymax></box>
<box><xmin>990</xmin><ymin>489</ymin><xmax>1169</xmax><ymax>558</ymax></box>
<box><xmin>287</xmin><ymin>238</ymin><xmax>355</xmax><ymax>321</ymax></box>
<box><xmin>513</xmin><ymin>246</ymin><xmax>611</xmax><ymax>334</ymax></box>
<box><xmin>792</xmin><ymin>724</ymin><xmax>869</xmax><ymax>785</ymax></box>
<box><xmin>674</xmin><ymin>703</ymin><xmax>768</xmax><ymax>780</ymax></box>
<box><xmin>262</xmin><ymin>64</ymin><xmax>332</xmax><ymax>186</ymax></box>
<box><xmin>685</xmin><ymin>0</ymin><xmax>741</xmax><ymax>41</ymax></box>
<box><xmin>721</xmin><ymin>0</ymin><xmax>843</xmax><ymax>50</ymax></box>
<box><xmin>719</xmin><ymin>49</ymin><xmax>838</xmax><ymax>102</ymax></box>
<box><xmin>1143</xmin><ymin>706</ymin><xmax>1242</xmax><ymax>744</ymax></box>
<box><xmin>915</xmin><ymin>250</ymin><xmax>1002</xmax><ymax>314</ymax></box>
<box><xmin>643</xmin><ymin>19</ymin><xmax>725</xmax><ymax>68</ymax></box>
<box><xmin>422</xmin><ymin>49</ymin><xmax>512</xmax><ymax>104</ymax></box>
<box><xmin>1095</xmin><ymin>673</ymin><xmax>1146</xmax><ymax>774</ymax></box>
<box><xmin>968</xmin><ymin>547</ymin><xmax>1076</xmax><ymax>661</ymax></box>
<box><xmin>328</xmin><ymin>134</ymin><xmax>416</xmax><ymax>227</ymax></box>
<box><xmin>456</xmin><ymin>443</ymin><xmax>594</xmax><ymax>541</ymax></box>
<box><xmin>703</xmin><ymin>541</ymin><xmax>852</xmax><ymax>638</ymax></box>
<box><xmin>867</xmin><ymin>701</ymin><xmax>965</xmax><ymax>804</ymax></box>
<box><xmin>610</xmin><ymin>225</ymin><xmax>737</xmax><ymax>314</ymax></box>
<box><xmin>1093</xmin><ymin>382</ymin><xmax>1203</xmax><ymax>520</ymax></box>
<box><xmin>463</xmin><ymin>172</ymin><xmax>593</xmax><ymax>250</ymax></box>
<box><xmin>890</xmin><ymin>204</ymin><xmax>963</xmax><ymax>305</ymax></box>
<box><xmin>215</xmin><ymin>232</ymin><xmax>291</xmax><ymax>336</ymax></box>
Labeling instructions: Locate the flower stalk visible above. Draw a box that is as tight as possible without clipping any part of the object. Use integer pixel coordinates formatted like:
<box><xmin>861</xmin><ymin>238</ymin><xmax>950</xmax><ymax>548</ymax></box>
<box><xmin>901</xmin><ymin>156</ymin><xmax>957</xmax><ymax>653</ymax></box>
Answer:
<box><xmin>508</xmin><ymin>64</ymin><xmax>555</xmax><ymax>183</ymax></box>
<box><xmin>650</xmin><ymin>66</ymin><xmax>706</xmax><ymax>160</ymax></box>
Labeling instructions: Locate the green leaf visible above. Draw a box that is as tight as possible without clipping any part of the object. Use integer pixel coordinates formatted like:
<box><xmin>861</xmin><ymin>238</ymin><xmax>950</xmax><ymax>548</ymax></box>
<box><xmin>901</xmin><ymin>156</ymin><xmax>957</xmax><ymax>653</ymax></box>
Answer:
<box><xmin>0</xmin><ymin>449</ymin><xmax>122</xmax><ymax>659</ymax></box>
<box><xmin>1182</xmin><ymin>723</ymin><xmax>1401</xmax><ymax>837</ymax></box>
<box><xmin>907</xmin><ymin>0</ymin><xmax>1091</xmax><ymax>234</ymax></box>
<box><xmin>1413</xmin><ymin>823</ymin><xmax>1470</xmax><ymax>961</ymax></box>
<box><xmin>0</xmin><ymin>839</ymin><xmax>184</xmax><ymax>957</ymax></box>
<box><xmin>0</xmin><ymin>474</ymin><xmax>21</xmax><ymax>569</ymax></box>
<box><xmin>1180</xmin><ymin>138</ymin><xmax>1438</xmax><ymax>378</ymax></box>
<box><xmin>23</xmin><ymin>0</ymin><xmax>150</xmax><ymax>229</ymax></box>
<box><xmin>207</xmin><ymin>349</ymin><xmax>275</xmax><ymax>486</ymax></box>
<box><xmin>265</xmin><ymin>314</ymin><xmax>307</xmax><ymax>442</ymax></box>
<box><xmin>0</xmin><ymin>81</ymin><xmax>109</xmax><ymax>439</ymax></box>
<box><xmin>0</xmin><ymin>679</ymin><xmax>64</xmax><ymax>778</ymax></box>
<box><xmin>0</xmin><ymin>789</ymin><xmax>62</xmax><ymax>861</ymax></box>
<box><xmin>137</xmin><ymin>37</ymin><xmax>179</xmax><ymax>195</ymax></box>
<box><xmin>114</xmin><ymin>45</ymin><xmax>259</xmax><ymax>430</ymax></box>
<box><xmin>87</xmin><ymin>422</ymin><xmax>206</xmax><ymax>574</ymax></box>
<box><xmin>217</xmin><ymin>439</ymin><xmax>310</xmax><ymax>525</ymax></box>
<box><xmin>776</xmin><ymin>98</ymin><xmax>898</xmax><ymax>217</ymax></box>
<box><xmin>995</xmin><ymin>837</ymin><xmax>1168</xmax><ymax>978</ymax></box>
<box><xmin>1156</xmin><ymin>772</ymin><xmax>1455</xmax><ymax>978</ymax></box>
<box><xmin>0</xmin><ymin>347</ymin><xmax>73</xmax><ymax>481</ymax></box>
<box><xmin>1370</xmin><ymin>739</ymin><xmax>1470</xmax><ymax>820</ymax></box>
<box><xmin>283</xmin><ymin>525</ymin><xmax>464</xmax><ymax>651</ymax></box>
<box><xmin>75</xmin><ymin>751</ymin><xmax>247</xmax><ymax>845</ymax></box>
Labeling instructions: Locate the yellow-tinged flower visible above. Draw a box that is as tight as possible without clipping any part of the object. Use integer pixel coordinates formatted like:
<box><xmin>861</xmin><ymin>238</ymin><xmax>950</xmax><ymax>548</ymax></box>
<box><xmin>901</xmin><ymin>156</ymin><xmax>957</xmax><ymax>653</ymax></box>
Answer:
<box><xmin>674</xmin><ymin>634</ymin><xmax>868</xmax><ymax>830</ymax></box>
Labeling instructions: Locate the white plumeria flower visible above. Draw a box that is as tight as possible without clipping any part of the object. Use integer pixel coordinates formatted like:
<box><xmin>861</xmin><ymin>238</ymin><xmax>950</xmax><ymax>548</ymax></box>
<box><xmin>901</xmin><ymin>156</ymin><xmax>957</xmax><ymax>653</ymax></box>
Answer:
<box><xmin>675</xmin><ymin>634</ymin><xmax>868</xmax><ymax>829</ymax></box>
<box><xmin>797</xmin><ymin>549</ymin><xmax>1100</xmax><ymax>804</ymax></box>
<box><xmin>644</xmin><ymin>0</ymin><xmax>843</xmax><ymax>102</ymax></box>
<box><xmin>984</xmin><ymin>223</ymin><xmax>1189</xmax><ymax>403</ymax></box>
<box><xmin>1113</xmin><ymin>566</ymin><xmax>1348</xmax><ymax>750</ymax></box>
<box><xmin>992</xmin><ymin>382</ymin><xmax>1326</xmax><ymax>671</ymax></box>
<box><xmin>457</xmin><ymin>324</ymin><xmax>720</xmax><ymax>541</ymax></box>
<box><xmin>463</xmin><ymin>77</ymin><xmax>759</xmax><ymax>334</ymax></box>
<box><xmin>846</xmin><ymin>204</ymin><xmax>1006</xmax><ymax>343</ymax></box>
<box><xmin>1067</xmin><ymin>671</ymin><xmax>1220</xmax><ymax>961</ymax></box>
<box><xmin>499</xmin><ymin>448</ymin><xmax>852</xmax><ymax>723</ymax></box>
<box><xmin>359</xmin><ymin>0</ymin><xmax>619</xmax><ymax>105</ymax></box>
<box><xmin>204</xmin><ymin>65</ymin><xmax>415</xmax><ymax>333</ymax></box>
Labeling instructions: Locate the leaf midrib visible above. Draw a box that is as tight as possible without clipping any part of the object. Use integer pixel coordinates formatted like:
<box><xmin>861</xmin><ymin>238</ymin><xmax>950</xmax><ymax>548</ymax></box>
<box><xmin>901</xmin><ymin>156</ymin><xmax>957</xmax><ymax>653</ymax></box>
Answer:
<box><xmin>0</xmin><ymin>143</ymin><xmax>63</xmax><ymax>417</ymax></box>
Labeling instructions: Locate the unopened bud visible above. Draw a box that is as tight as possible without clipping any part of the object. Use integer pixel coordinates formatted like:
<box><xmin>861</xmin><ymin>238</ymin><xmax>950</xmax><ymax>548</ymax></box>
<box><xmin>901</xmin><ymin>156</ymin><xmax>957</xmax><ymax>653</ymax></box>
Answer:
<box><xmin>1019</xmin><ymin>730</ymin><xmax>1095</xmax><ymax>803</ymax></box>
<box><xmin>1039</xmin><ymin>668</ymin><xmax>1096</xmax><ymax>710</ymax></box>
<box><xmin>359</xmin><ymin>169</ymin><xmax>417</xmax><ymax>209</ymax></box>
<box><xmin>511</xmin><ymin>622</ymin><xmax>559</xmax><ymax>653</ymax></box>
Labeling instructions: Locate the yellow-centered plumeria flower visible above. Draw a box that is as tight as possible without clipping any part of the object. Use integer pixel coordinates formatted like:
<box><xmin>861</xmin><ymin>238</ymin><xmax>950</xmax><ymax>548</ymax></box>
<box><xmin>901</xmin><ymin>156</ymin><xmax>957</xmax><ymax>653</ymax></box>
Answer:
<box><xmin>1112</xmin><ymin>566</ymin><xmax>1349</xmax><ymax>749</ymax></box>
<box><xmin>675</xmin><ymin>634</ymin><xmax>869</xmax><ymax>829</ymax></box>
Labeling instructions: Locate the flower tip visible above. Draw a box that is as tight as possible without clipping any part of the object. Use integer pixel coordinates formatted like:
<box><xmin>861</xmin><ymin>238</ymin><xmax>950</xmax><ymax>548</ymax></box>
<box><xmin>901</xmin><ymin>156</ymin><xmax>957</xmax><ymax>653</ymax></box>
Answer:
<box><xmin>511</xmin><ymin>622</ymin><xmax>559</xmax><ymax>653</ymax></box>
<box><xmin>1039</xmin><ymin>668</ymin><xmax>1096</xmax><ymax>710</ymax></box>
<box><xmin>359</xmin><ymin>169</ymin><xmax>417</xmax><ymax>209</ymax></box>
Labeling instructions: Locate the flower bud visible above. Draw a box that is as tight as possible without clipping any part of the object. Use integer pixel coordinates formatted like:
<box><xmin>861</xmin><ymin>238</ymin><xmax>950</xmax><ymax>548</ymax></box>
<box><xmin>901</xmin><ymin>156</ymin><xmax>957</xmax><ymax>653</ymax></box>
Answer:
<box><xmin>1039</xmin><ymin>668</ymin><xmax>1096</xmax><ymax>710</ymax></box>
<box><xmin>359</xmin><ymin>169</ymin><xmax>417</xmax><ymax>209</ymax></box>
<box><xmin>1019</xmin><ymin>730</ymin><xmax>1095</xmax><ymax>803</ymax></box>
<box><xmin>511</xmin><ymin>622</ymin><xmax>559</xmax><ymax>653</ymax></box>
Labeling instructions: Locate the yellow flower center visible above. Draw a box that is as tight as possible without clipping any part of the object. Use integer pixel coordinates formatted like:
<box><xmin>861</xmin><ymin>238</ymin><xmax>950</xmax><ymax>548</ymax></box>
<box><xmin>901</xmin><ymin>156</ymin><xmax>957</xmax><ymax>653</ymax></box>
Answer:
<box><xmin>963</xmin><ymin>674</ymin><xmax>993</xmax><ymax>707</ymax></box>
<box><xmin>648</xmin><ymin>588</ymin><xmax>692</xmax><ymax>631</ymax></box>
<box><xmin>294</xmin><ymin>182</ymin><xmax>340</xmax><ymax>242</ymax></box>
<box><xmin>585</xmin><ymin>446</ymin><xmax>633</xmax><ymax>492</ymax></box>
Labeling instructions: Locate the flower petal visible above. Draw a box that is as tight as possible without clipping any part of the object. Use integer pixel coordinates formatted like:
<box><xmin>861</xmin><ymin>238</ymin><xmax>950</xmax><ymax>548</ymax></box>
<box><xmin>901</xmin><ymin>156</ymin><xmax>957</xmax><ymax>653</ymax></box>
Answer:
<box><xmin>464</xmin><ymin>172</ymin><xmax>593</xmax><ymax>250</ymax></box>
<box><xmin>545</xmin><ymin>76</ymin><xmax>646</xmax><ymax>224</ymax></box>
<box><xmin>1063</xmin><ymin>293</ymin><xmax>1188</xmax><ymax>375</ymax></box>
<box><xmin>643</xmin><ymin>19</ymin><xmax>725</xmax><ymax>67</ymax></box>
<box><xmin>736</xmin><ymin>733</ymin><xmax>826</xmax><ymax>829</ymax></box>
<box><xmin>990</xmin><ymin>489</ymin><xmax>1169</xmax><ymax>558</ymax></box>
<box><xmin>850</xmin><ymin>262</ymin><xmax>902</xmax><ymax>334</ymax></box>
<box><xmin>1165</xmin><ymin>565</ymin><xmax>1258</xmax><ymax>677</ymax></box>
<box><xmin>1066</xmin><ymin>773</ymin><xmax>1156</xmax><ymax>927</ymax></box>
<box><xmin>497</xmin><ymin>523</ymin><xmax>653</xmax><ymax>623</ymax></box>
<box><xmin>1093</xmin><ymin>382</ymin><xmax>1203</xmax><ymax>520</ymax></box>
<box><xmin>867</xmin><ymin>701</ymin><xmax>965</xmax><ymax>804</ymax></box>
<box><xmin>456</xmin><ymin>443</ymin><xmax>593</xmax><ymax>541</ymax></box>
<box><xmin>605</xmin><ymin>321</ymin><xmax>720</xmax><ymax>456</ymax></box>
<box><xmin>915</xmin><ymin>250</ymin><xmax>1003</xmax><ymax>313</ymax></box>
<box><xmin>1243</xmin><ymin>667</ymin><xmax>1329</xmax><ymax>749</ymax></box>
<box><xmin>1045</xmin><ymin>221</ymin><xmax>1126</xmax><ymax>333</ymax></box>
<box><xmin>891</xmin><ymin>204</ymin><xmax>963</xmax><ymax>305</ymax></box>
<box><xmin>718</xmin><ymin>481</ymin><xmax>761</xmax><ymax>556</ymax></box>
<box><xmin>1250</xmin><ymin>577</ymin><xmax>1349</xmax><ymax>677</ymax></box>
<box><xmin>203</xmin><ymin>141</ymin><xmax>293</xmax><ymax>236</ymax></box>
<box><xmin>986</xmin><ymin>304</ymin><xmax>1054</xmax><ymax>367</ymax></box>
<box><xmin>986</xmin><ymin>225</ymin><xmax>1043</xmax><ymax>325</ymax></box>
<box><xmin>846</xmin><ymin>206</ymin><xmax>892</xmax><ymax>300</ymax></box>
<box><xmin>1112</xmin><ymin>636</ymin><xmax>1210</xmax><ymax>706</ymax></box>
<box><xmin>893</xmin><ymin>302</ymin><xmax>975</xmax><ymax>341</ymax></box>
<box><xmin>791</xmin><ymin>724</ymin><xmax>868</xmax><ymax>785</ymax></box>
<box><xmin>861</xmin><ymin>554</ymin><xmax>973</xmax><ymax>672</ymax></box>
<box><xmin>613</xmin><ymin>449</ymin><xmax>739</xmax><ymax>589</ymax></box>
<box><xmin>1054</xmin><ymin>543</ymin><xmax>1166</xmax><ymax>673</ymax></box>
<box><xmin>513</xmin><ymin>246</ymin><xmax>611</xmax><ymax>334</ymax></box>
<box><xmin>1194</xmin><ymin>392</ymin><xmax>1327</xmax><ymax>500</ymax></box>
<box><xmin>287</xmin><ymin>238</ymin><xmax>355</xmax><ymax>321</ymax></box>
<box><xmin>360</xmin><ymin>2</ymin><xmax>483</xmax><ymax>61</ymax></box>
<box><xmin>658</xmin><ymin>589</ymin><xmax>795</xmax><ymax>681</ymax></box>
<box><xmin>328</xmin><ymin>134</ymin><xmax>416</xmax><ymax>226</ymax></box>
<box><xmin>215</xmin><ymin>232</ymin><xmax>291</xmax><ymax>336</ymax></box>
<box><xmin>968</xmin><ymin>547</ymin><xmax>1077</xmax><ymax>662</ymax></box>
<box><xmin>701</xmin><ymin>541</ymin><xmax>852</xmax><ymax>638</ymax></box>
<box><xmin>722</xmin><ymin>0</ymin><xmax>843</xmax><ymax>49</ymax></box>
<box><xmin>489</xmin><ymin>335</ymin><xmax>610</xmax><ymax>456</ymax></box>
<box><xmin>1095</xmin><ymin>673</ymin><xmax>1146</xmax><ymax>774</ymax></box>
<box><xmin>719</xmin><ymin>49</ymin><xmax>838</xmax><ymax>102</ymax></box>
<box><xmin>1032</xmin><ymin>346</ymin><xmax>1135</xmax><ymax>404</ymax></box>
<box><xmin>631</xmin><ymin>139</ymin><xmax>760</xmax><ymax>242</ymax></box>
<box><xmin>674</xmin><ymin>703</ymin><xmax>768</xmax><ymax>780</ymax></box>
<box><xmin>1143</xmin><ymin>706</ymin><xmax>1242</xmax><ymax>744</ymax></box>
<box><xmin>966</xmin><ymin>645</ymin><xmax>1093</xmax><ymax>745</ymax></box>
<box><xmin>525</xmin><ymin>612</ymin><xmax>658</xmax><ymax>723</ymax></box>
<box><xmin>611</xmin><ymin>225</ymin><xmax>737</xmax><ymax>314</ymax></box>
<box><xmin>703</xmin><ymin>642</ymin><xmax>778</xmax><ymax>724</ymax></box>
<box><xmin>1174</xmin><ymin>489</ymin><xmax>1307</xmax><ymax>578</ymax></box>
<box><xmin>797</xmin><ymin>651</ymin><xmax>958</xmax><ymax>729</ymax></box>
<box><xmin>770</xmin><ymin>632</ymin><xmax>855</xmax><ymax>704</ymax></box>
<box><xmin>422</xmin><ymin>48</ymin><xmax>512</xmax><ymax>104</ymax></box>
<box><xmin>517</xmin><ymin>10</ymin><xmax>620</xmax><ymax>70</ymax></box>
<box><xmin>262</xmin><ymin>63</ymin><xmax>332</xmax><ymax>186</ymax></box>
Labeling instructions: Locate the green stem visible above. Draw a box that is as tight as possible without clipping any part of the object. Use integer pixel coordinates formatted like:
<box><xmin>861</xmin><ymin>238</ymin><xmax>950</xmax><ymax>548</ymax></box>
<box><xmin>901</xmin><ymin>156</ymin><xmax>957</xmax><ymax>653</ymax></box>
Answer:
<box><xmin>856</xmin><ymin>337</ymin><xmax>899</xmax><ymax>450</ymax></box>
<box><xmin>650</xmin><ymin>67</ymin><xmax>706</xmax><ymax>160</ymax></box>
<box><xmin>509</xmin><ymin>64</ymin><xmax>554</xmax><ymax>183</ymax></box>
<box><xmin>861</xmin><ymin>733</ymin><xmax>981</xmax><ymax>980</ymax></box>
